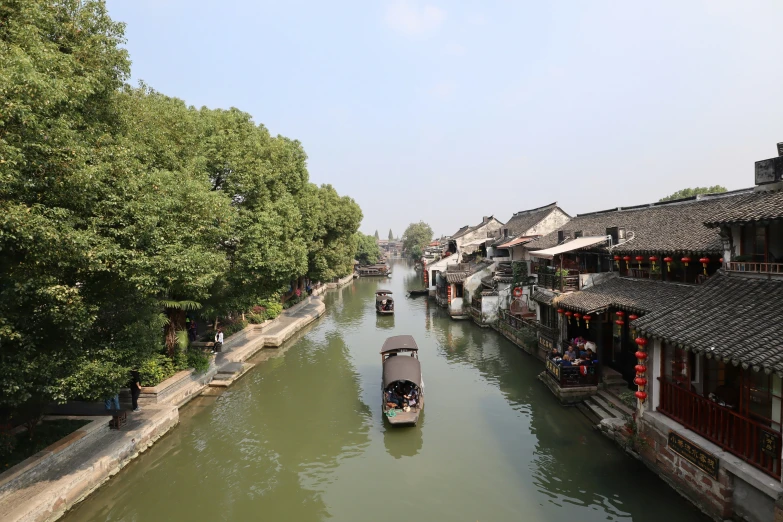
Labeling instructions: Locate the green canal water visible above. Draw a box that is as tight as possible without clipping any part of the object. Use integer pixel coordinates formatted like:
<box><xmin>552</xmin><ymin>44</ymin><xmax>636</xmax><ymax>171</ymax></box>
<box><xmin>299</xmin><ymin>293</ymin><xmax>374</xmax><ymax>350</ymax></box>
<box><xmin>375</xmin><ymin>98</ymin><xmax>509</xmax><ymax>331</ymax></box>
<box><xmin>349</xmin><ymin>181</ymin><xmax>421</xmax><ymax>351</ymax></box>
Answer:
<box><xmin>63</xmin><ymin>260</ymin><xmax>707</xmax><ymax>522</ymax></box>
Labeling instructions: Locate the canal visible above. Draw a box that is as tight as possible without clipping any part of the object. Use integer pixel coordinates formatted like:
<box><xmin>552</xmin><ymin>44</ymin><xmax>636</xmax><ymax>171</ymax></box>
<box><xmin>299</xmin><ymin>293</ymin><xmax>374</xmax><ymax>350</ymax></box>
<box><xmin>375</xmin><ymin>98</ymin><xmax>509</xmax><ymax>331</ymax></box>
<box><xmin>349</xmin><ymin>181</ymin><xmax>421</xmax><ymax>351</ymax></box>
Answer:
<box><xmin>63</xmin><ymin>260</ymin><xmax>707</xmax><ymax>522</ymax></box>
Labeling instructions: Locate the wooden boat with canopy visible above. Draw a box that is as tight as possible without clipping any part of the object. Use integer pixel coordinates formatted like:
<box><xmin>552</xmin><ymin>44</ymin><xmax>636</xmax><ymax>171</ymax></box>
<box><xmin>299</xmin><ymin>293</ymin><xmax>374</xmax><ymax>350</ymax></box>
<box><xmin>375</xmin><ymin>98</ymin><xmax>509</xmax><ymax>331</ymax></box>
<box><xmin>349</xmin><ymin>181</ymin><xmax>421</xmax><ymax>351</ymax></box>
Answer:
<box><xmin>381</xmin><ymin>335</ymin><xmax>424</xmax><ymax>426</ymax></box>
<box><xmin>375</xmin><ymin>290</ymin><xmax>394</xmax><ymax>315</ymax></box>
<box><xmin>356</xmin><ymin>264</ymin><xmax>391</xmax><ymax>277</ymax></box>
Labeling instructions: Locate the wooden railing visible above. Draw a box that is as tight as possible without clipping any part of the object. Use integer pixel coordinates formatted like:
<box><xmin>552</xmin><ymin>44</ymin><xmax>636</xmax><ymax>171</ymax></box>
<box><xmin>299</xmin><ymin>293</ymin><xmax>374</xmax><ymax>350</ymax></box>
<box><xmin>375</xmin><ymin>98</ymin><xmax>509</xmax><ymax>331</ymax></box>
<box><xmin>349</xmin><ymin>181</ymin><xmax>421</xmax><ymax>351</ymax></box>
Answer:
<box><xmin>658</xmin><ymin>378</ymin><xmax>781</xmax><ymax>478</ymax></box>
<box><xmin>537</xmin><ymin>271</ymin><xmax>579</xmax><ymax>292</ymax></box>
<box><xmin>727</xmin><ymin>262</ymin><xmax>783</xmax><ymax>275</ymax></box>
<box><xmin>499</xmin><ymin>309</ymin><xmax>537</xmax><ymax>330</ymax></box>
<box><xmin>546</xmin><ymin>358</ymin><xmax>599</xmax><ymax>388</ymax></box>
<box><xmin>471</xmin><ymin>297</ymin><xmax>482</xmax><ymax>311</ymax></box>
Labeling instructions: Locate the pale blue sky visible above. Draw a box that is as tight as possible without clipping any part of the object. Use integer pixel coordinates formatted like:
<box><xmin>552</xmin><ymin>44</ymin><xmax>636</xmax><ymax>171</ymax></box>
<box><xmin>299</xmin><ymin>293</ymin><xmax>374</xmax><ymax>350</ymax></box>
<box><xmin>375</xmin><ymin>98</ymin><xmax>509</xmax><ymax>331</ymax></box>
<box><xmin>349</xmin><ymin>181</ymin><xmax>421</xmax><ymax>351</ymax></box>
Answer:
<box><xmin>106</xmin><ymin>0</ymin><xmax>783</xmax><ymax>238</ymax></box>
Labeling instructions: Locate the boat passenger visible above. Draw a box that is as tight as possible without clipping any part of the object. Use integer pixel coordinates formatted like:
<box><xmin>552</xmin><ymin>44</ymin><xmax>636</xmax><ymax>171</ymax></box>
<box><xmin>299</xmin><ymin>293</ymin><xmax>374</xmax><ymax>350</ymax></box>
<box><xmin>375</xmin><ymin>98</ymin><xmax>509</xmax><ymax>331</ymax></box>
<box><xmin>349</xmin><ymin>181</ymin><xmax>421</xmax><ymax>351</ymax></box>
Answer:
<box><xmin>560</xmin><ymin>354</ymin><xmax>573</xmax><ymax>367</ymax></box>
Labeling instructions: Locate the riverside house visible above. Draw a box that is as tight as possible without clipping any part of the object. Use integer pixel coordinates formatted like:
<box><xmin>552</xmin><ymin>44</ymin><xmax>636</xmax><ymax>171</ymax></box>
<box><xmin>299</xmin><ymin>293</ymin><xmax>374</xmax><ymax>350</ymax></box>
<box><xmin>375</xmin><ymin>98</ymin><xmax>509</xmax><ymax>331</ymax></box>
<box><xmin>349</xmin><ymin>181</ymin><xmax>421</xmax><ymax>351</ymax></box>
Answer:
<box><xmin>627</xmin><ymin>151</ymin><xmax>783</xmax><ymax>522</ymax></box>
<box><xmin>428</xmin><ymin>216</ymin><xmax>503</xmax><ymax>302</ymax></box>
<box><xmin>474</xmin><ymin>203</ymin><xmax>571</xmax><ymax>326</ymax></box>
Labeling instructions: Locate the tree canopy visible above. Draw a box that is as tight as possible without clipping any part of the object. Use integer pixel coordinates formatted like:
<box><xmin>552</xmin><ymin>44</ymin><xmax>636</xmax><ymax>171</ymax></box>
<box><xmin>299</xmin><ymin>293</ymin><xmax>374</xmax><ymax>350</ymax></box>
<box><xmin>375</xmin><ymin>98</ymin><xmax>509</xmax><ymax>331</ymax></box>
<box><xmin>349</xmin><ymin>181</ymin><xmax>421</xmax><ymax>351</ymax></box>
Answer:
<box><xmin>659</xmin><ymin>186</ymin><xmax>727</xmax><ymax>202</ymax></box>
<box><xmin>402</xmin><ymin>222</ymin><xmax>433</xmax><ymax>260</ymax></box>
<box><xmin>355</xmin><ymin>233</ymin><xmax>381</xmax><ymax>265</ymax></box>
<box><xmin>388</xmin><ymin>229</ymin><xmax>394</xmax><ymax>241</ymax></box>
<box><xmin>0</xmin><ymin>0</ymin><xmax>363</xmax><ymax>416</ymax></box>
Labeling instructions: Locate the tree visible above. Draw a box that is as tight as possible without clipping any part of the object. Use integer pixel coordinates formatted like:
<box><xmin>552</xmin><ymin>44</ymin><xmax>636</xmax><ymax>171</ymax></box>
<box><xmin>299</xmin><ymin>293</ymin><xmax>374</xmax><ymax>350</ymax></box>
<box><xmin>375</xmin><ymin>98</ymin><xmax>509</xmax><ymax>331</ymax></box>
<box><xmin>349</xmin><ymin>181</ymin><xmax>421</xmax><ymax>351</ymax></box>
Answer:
<box><xmin>402</xmin><ymin>222</ymin><xmax>434</xmax><ymax>261</ymax></box>
<box><xmin>355</xmin><ymin>233</ymin><xmax>381</xmax><ymax>265</ymax></box>
<box><xmin>388</xmin><ymin>229</ymin><xmax>394</xmax><ymax>241</ymax></box>
<box><xmin>659</xmin><ymin>186</ymin><xmax>727</xmax><ymax>202</ymax></box>
<box><xmin>374</xmin><ymin>230</ymin><xmax>379</xmax><ymax>240</ymax></box>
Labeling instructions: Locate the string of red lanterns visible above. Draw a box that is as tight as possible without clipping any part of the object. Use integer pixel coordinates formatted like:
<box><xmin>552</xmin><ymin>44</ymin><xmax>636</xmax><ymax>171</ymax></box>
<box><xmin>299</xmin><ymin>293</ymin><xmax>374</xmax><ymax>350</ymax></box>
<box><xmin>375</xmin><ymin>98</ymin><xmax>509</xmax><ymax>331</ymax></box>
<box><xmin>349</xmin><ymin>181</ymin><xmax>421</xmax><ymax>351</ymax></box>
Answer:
<box><xmin>699</xmin><ymin>257</ymin><xmax>710</xmax><ymax>275</ymax></box>
<box><xmin>634</xmin><ymin>337</ymin><xmax>649</xmax><ymax>404</ymax></box>
<box><xmin>628</xmin><ymin>314</ymin><xmax>639</xmax><ymax>335</ymax></box>
<box><xmin>635</xmin><ymin>255</ymin><xmax>644</xmax><ymax>269</ymax></box>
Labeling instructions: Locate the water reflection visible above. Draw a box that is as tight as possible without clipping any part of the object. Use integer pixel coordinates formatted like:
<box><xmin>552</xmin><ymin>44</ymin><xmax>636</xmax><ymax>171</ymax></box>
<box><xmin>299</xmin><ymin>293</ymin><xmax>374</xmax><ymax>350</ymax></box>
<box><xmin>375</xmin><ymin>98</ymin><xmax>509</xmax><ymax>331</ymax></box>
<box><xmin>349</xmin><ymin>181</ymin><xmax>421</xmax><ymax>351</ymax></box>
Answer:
<box><xmin>382</xmin><ymin>414</ymin><xmax>424</xmax><ymax>459</ymax></box>
<box><xmin>376</xmin><ymin>314</ymin><xmax>394</xmax><ymax>329</ymax></box>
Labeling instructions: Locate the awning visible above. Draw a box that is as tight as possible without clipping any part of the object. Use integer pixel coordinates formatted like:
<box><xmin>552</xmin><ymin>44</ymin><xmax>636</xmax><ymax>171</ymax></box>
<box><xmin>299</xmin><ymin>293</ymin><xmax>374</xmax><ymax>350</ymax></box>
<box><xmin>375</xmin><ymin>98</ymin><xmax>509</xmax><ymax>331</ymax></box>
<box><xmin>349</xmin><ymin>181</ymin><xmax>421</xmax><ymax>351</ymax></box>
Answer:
<box><xmin>529</xmin><ymin>236</ymin><xmax>609</xmax><ymax>259</ymax></box>
<box><xmin>498</xmin><ymin>235</ymin><xmax>538</xmax><ymax>248</ymax></box>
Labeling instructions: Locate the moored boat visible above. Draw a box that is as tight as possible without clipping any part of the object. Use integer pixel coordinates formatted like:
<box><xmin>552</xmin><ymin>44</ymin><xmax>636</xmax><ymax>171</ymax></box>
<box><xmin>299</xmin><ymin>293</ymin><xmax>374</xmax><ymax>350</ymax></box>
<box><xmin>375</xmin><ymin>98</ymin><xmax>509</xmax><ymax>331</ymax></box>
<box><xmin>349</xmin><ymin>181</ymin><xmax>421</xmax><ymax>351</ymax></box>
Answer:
<box><xmin>376</xmin><ymin>290</ymin><xmax>394</xmax><ymax>314</ymax></box>
<box><xmin>356</xmin><ymin>263</ymin><xmax>390</xmax><ymax>277</ymax></box>
<box><xmin>381</xmin><ymin>335</ymin><xmax>424</xmax><ymax>426</ymax></box>
<box><xmin>407</xmin><ymin>289</ymin><xmax>428</xmax><ymax>297</ymax></box>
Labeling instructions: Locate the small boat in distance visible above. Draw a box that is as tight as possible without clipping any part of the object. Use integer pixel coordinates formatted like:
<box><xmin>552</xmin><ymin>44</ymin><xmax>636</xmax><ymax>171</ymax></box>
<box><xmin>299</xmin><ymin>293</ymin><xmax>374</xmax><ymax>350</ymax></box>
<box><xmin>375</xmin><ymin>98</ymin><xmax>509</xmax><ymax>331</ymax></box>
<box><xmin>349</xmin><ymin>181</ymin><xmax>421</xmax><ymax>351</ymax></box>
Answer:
<box><xmin>376</xmin><ymin>290</ymin><xmax>394</xmax><ymax>315</ymax></box>
<box><xmin>407</xmin><ymin>289</ymin><xmax>428</xmax><ymax>297</ymax></box>
<box><xmin>381</xmin><ymin>335</ymin><xmax>424</xmax><ymax>426</ymax></box>
<box><xmin>356</xmin><ymin>264</ymin><xmax>390</xmax><ymax>277</ymax></box>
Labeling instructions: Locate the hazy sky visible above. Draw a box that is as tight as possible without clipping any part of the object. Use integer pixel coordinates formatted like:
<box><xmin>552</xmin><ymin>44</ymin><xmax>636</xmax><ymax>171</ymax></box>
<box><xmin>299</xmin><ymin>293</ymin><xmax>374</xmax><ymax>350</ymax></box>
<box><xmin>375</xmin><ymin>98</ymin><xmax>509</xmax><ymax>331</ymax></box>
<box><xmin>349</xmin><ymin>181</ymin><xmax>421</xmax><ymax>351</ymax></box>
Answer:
<box><xmin>106</xmin><ymin>0</ymin><xmax>783</xmax><ymax>238</ymax></box>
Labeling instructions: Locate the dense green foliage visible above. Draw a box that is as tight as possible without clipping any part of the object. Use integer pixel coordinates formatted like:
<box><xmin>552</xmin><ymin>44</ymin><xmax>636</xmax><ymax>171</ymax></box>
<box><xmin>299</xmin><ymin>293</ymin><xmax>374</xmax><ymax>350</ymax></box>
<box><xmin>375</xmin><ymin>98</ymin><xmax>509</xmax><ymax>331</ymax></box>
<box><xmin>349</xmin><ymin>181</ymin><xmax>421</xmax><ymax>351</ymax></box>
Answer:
<box><xmin>355</xmin><ymin>233</ymin><xmax>381</xmax><ymax>265</ymax></box>
<box><xmin>402</xmin><ymin>222</ymin><xmax>434</xmax><ymax>260</ymax></box>
<box><xmin>659</xmin><ymin>185</ymin><xmax>727</xmax><ymax>202</ymax></box>
<box><xmin>0</xmin><ymin>1</ymin><xmax>362</xmax><ymax>418</ymax></box>
<box><xmin>1</xmin><ymin>419</ymin><xmax>90</xmax><ymax>469</ymax></box>
<box><xmin>388</xmin><ymin>229</ymin><xmax>394</xmax><ymax>241</ymax></box>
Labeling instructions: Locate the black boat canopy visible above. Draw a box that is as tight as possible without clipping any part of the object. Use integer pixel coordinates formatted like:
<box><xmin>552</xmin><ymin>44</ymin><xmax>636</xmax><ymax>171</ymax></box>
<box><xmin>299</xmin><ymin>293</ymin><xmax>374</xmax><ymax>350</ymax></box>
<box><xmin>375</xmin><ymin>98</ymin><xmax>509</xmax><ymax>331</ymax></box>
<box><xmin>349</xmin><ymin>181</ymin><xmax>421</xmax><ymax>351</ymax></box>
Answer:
<box><xmin>376</xmin><ymin>289</ymin><xmax>392</xmax><ymax>294</ymax></box>
<box><xmin>382</xmin><ymin>355</ymin><xmax>421</xmax><ymax>388</ymax></box>
<box><xmin>380</xmin><ymin>335</ymin><xmax>418</xmax><ymax>353</ymax></box>
<box><xmin>376</xmin><ymin>294</ymin><xmax>394</xmax><ymax>302</ymax></box>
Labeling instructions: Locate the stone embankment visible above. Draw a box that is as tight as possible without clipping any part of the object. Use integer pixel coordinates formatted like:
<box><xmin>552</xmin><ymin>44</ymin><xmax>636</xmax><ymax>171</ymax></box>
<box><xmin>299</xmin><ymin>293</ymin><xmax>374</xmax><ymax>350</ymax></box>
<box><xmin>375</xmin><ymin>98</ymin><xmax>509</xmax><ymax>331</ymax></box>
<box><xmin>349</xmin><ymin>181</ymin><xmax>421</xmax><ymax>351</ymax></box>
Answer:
<box><xmin>0</xmin><ymin>278</ymin><xmax>347</xmax><ymax>522</ymax></box>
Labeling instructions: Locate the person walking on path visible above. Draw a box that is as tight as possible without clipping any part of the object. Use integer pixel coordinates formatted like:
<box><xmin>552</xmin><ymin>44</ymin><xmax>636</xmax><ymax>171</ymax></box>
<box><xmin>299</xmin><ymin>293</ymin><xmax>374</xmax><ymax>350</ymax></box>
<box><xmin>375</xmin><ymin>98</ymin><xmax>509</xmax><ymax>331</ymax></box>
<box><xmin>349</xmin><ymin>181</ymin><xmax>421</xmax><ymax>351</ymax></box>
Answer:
<box><xmin>129</xmin><ymin>370</ymin><xmax>142</xmax><ymax>412</ymax></box>
<box><xmin>104</xmin><ymin>393</ymin><xmax>120</xmax><ymax>412</ymax></box>
<box><xmin>214</xmin><ymin>328</ymin><xmax>223</xmax><ymax>353</ymax></box>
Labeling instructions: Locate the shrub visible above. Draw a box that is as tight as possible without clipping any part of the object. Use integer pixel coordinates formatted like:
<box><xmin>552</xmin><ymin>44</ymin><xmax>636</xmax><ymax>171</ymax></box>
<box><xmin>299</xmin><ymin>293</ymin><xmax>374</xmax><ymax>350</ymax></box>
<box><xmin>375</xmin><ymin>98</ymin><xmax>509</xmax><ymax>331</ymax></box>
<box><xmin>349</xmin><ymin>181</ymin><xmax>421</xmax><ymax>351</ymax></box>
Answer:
<box><xmin>138</xmin><ymin>354</ymin><xmax>176</xmax><ymax>387</ymax></box>
<box><xmin>187</xmin><ymin>349</ymin><xmax>211</xmax><ymax>373</ymax></box>
<box><xmin>258</xmin><ymin>299</ymin><xmax>283</xmax><ymax>320</ymax></box>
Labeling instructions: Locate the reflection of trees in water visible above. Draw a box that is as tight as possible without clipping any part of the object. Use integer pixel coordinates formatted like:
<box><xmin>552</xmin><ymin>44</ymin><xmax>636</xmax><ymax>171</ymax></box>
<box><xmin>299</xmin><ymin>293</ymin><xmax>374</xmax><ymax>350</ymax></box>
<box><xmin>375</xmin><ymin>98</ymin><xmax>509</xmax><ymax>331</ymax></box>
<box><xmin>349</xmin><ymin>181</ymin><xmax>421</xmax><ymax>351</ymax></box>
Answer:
<box><xmin>382</xmin><ymin>414</ymin><xmax>424</xmax><ymax>459</ymax></box>
<box><xmin>209</xmin><ymin>329</ymin><xmax>372</xmax><ymax>520</ymax></box>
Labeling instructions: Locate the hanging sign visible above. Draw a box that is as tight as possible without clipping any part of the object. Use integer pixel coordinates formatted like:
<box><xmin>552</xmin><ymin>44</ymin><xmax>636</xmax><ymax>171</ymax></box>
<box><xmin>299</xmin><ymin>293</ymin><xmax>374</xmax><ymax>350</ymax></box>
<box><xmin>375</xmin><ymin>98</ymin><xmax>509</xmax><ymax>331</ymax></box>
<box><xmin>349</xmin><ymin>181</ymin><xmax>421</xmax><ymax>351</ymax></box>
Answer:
<box><xmin>668</xmin><ymin>431</ymin><xmax>719</xmax><ymax>479</ymax></box>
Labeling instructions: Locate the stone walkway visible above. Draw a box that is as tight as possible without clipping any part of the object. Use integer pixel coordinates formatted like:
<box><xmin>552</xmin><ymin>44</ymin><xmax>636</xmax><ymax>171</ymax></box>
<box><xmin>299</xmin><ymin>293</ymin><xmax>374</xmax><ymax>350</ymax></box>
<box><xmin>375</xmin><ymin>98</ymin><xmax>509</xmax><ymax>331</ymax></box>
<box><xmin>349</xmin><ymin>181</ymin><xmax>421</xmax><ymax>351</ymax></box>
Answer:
<box><xmin>0</xmin><ymin>405</ymin><xmax>178</xmax><ymax>522</ymax></box>
<box><xmin>0</xmin><ymin>294</ymin><xmax>331</xmax><ymax>522</ymax></box>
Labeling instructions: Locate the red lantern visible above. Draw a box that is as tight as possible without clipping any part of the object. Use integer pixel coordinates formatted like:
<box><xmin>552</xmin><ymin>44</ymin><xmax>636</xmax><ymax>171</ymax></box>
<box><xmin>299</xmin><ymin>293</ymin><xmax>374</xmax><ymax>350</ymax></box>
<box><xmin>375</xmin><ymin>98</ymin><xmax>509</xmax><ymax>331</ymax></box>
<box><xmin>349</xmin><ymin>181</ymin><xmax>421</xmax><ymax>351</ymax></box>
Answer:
<box><xmin>616</xmin><ymin>311</ymin><xmax>625</xmax><ymax>320</ymax></box>
<box><xmin>635</xmin><ymin>390</ymin><xmax>648</xmax><ymax>401</ymax></box>
<box><xmin>635</xmin><ymin>337</ymin><xmax>648</xmax><ymax>348</ymax></box>
<box><xmin>623</xmin><ymin>255</ymin><xmax>631</xmax><ymax>270</ymax></box>
<box><xmin>574</xmin><ymin>312</ymin><xmax>581</xmax><ymax>326</ymax></box>
<box><xmin>557</xmin><ymin>308</ymin><xmax>564</xmax><ymax>316</ymax></box>
<box><xmin>719</xmin><ymin>257</ymin><xmax>724</xmax><ymax>264</ymax></box>
<box><xmin>635</xmin><ymin>255</ymin><xmax>644</xmax><ymax>269</ymax></box>
<box><xmin>583</xmin><ymin>314</ymin><xmax>592</xmax><ymax>329</ymax></box>
<box><xmin>699</xmin><ymin>256</ymin><xmax>710</xmax><ymax>275</ymax></box>
<box><xmin>628</xmin><ymin>314</ymin><xmax>638</xmax><ymax>321</ymax></box>
<box><xmin>635</xmin><ymin>351</ymin><xmax>648</xmax><ymax>360</ymax></box>
<box><xmin>682</xmin><ymin>256</ymin><xmax>691</xmax><ymax>267</ymax></box>
<box><xmin>634</xmin><ymin>364</ymin><xmax>647</xmax><ymax>374</ymax></box>
<box><xmin>649</xmin><ymin>256</ymin><xmax>658</xmax><ymax>270</ymax></box>
<box><xmin>565</xmin><ymin>311</ymin><xmax>572</xmax><ymax>324</ymax></box>
<box><xmin>634</xmin><ymin>377</ymin><xmax>648</xmax><ymax>386</ymax></box>
<box><xmin>615</xmin><ymin>319</ymin><xmax>625</xmax><ymax>326</ymax></box>
<box><xmin>663</xmin><ymin>256</ymin><xmax>673</xmax><ymax>272</ymax></box>
<box><xmin>613</xmin><ymin>255</ymin><xmax>620</xmax><ymax>268</ymax></box>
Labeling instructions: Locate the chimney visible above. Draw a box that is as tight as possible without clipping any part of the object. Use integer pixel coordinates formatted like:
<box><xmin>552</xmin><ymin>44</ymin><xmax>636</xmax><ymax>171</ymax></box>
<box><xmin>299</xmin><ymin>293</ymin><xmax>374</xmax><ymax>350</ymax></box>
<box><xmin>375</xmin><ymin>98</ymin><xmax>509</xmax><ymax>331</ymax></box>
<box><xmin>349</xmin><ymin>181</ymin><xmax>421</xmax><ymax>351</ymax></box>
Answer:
<box><xmin>503</xmin><ymin>228</ymin><xmax>509</xmax><ymax>237</ymax></box>
<box><xmin>755</xmin><ymin>146</ymin><xmax>783</xmax><ymax>187</ymax></box>
<box><xmin>778</xmin><ymin>142</ymin><xmax>783</xmax><ymax>157</ymax></box>
<box><xmin>483</xmin><ymin>216</ymin><xmax>489</xmax><ymax>223</ymax></box>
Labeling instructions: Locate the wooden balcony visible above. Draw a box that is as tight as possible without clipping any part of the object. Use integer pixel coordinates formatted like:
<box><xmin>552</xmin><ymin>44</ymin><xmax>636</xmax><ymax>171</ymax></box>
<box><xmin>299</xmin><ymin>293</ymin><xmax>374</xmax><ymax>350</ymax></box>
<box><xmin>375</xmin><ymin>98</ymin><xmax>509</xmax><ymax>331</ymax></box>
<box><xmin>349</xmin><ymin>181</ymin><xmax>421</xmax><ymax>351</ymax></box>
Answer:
<box><xmin>658</xmin><ymin>378</ymin><xmax>781</xmax><ymax>479</ymax></box>
<box><xmin>726</xmin><ymin>261</ymin><xmax>783</xmax><ymax>275</ymax></box>
<box><xmin>537</xmin><ymin>269</ymin><xmax>579</xmax><ymax>292</ymax></box>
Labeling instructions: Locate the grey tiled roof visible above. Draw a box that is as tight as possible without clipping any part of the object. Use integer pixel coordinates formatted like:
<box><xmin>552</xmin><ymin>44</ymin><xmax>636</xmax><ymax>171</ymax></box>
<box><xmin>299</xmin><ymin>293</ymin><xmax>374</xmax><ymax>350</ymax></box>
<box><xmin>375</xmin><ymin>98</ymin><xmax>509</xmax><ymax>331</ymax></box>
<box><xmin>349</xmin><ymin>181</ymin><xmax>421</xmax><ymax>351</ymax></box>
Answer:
<box><xmin>481</xmin><ymin>275</ymin><xmax>495</xmax><ymax>288</ymax></box>
<box><xmin>524</xmin><ymin>189</ymin><xmax>754</xmax><ymax>255</ymax></box>
<box><xmin>703</xmin><ymin>190</ymin><xmax>783</xmax><ymax>226</ymax></box>
<box><xmin>446</xmin><ymin>272</ymin><xmax>468</xmax><ymax>283</ymax></box>
<box><xmin>505</xmin><ymin>202</ymin><xmax>565</xmax><ymax>236</ymax></box>
<box><xmin>451</xmin><ymin>216</ymin><xmax>503</xmax><ymax>240</ymax></box>
<box><xmin>532</xmin><ymin>290</ymin><xmax>555</xmax><ymax>305</ymax></box>
<box><xmin>633</xmin><ymin>272</ymin><xmax>783</xmax><ymax>375</ymax></box>
<box><xmin>481</xmin><ymin>289</ymin><xmax>498</xmax><ymax>297</ymax></box>
<box><xmin>553</xmin><ymin>276</ymin><xmax>694</xmax><ymax>314</ymax></box>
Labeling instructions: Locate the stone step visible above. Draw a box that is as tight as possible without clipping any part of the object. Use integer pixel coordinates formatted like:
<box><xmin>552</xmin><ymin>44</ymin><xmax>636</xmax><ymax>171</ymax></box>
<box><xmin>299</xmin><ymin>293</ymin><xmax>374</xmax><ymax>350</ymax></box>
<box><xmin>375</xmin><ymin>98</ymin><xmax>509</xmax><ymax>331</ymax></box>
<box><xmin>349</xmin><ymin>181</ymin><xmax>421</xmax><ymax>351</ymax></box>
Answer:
<box><xmin>582</xmin><ymin>397</ymin><xmax>615</xmax><ymax>422</ymax></box>
<box><xmin>598</xmin><ymin>390</ymin><xmax>635</xmax><ymax>417</ymax></box>
<box><xmin>576</xmin><ymin>403</ymin><xmax>602</xmax><ymax>425</ymax></box>
<box><xmin>591</xmin><ymin>393</ymin><xmax>627</xmax><ymax>420</ymax></box>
